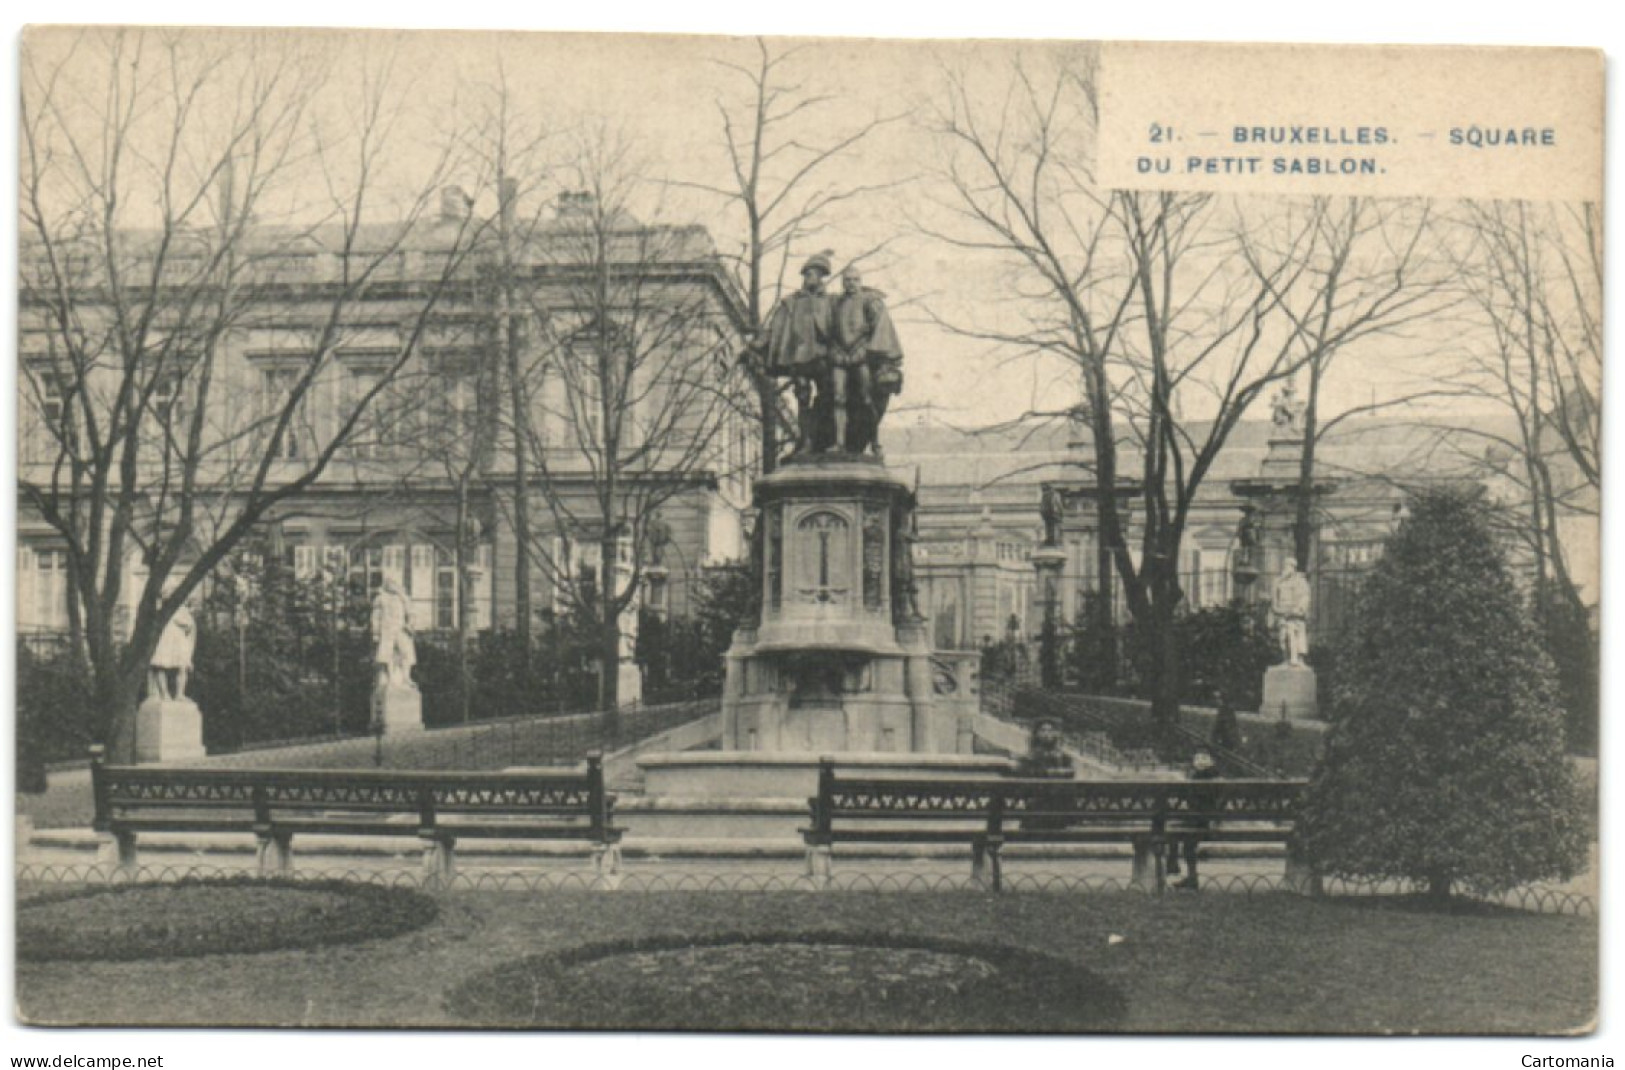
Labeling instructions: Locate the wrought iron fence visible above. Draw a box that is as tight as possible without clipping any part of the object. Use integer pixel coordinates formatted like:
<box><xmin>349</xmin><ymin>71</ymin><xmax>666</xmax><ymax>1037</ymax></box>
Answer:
<box><xmin>15</xmin><ymin>860</ymin><xmax>1595</xmax><ymax>916</ymax></box>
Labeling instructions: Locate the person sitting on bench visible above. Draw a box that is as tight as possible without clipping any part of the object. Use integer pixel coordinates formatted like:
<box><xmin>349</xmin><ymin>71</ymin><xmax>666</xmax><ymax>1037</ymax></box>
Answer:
<box><xmin>1168</xmin><ymin>749</ymin><xmax>1220</xmax><ymax>890</ymax></box>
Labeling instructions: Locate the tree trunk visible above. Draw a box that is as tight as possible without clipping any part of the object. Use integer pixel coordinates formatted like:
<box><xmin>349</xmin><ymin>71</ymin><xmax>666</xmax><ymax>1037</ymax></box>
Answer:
<box><xmin>1095</xmin><ymin>529</ymin><xmax>1117</xmax><ymax>690</ymax></box>
<box><xmin>96</xmin><ymin>658</ymin><xmax>145</xmax><ymax>765</ymax></box>
<box><xmin>597</xmin><ymin>542</ymin><xmax>621</xmax><ymax>712</ymax></box>
<box><xmin>501</xmin><ymin>264</ymin><xmax>532</xmax><ymax>666</ymax></box>
<box><xmin>455</xmin><ymin>486</ymin><xmax>472</xmax><ymax>725</ymax></box>
<box><xmin>1293</xmin><ymin>356</ymin><xmax>1325</xmax><ymax>570</ymax></box>
<box><xmin>1147</xmin><ymin>594</ymin><xmax>1183</xmax><ymax>734</ymax></box>
<box><xmin>1426</xmin><ymin>871</ymin><xmax>1453</xmax><ymax>907</ymax></box>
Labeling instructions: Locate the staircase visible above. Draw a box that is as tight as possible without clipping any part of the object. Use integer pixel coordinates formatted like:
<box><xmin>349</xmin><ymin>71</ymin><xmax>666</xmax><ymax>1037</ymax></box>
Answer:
<box><xmin>980</xmin><ymin>679</ymin><xmax>1172</xmax><ymax>776</ymax></box>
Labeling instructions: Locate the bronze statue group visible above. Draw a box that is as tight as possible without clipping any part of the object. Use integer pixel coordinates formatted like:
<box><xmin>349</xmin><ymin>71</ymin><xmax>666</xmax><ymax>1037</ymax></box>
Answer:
<box><xmin>755</xmin><ymin>252</ymin><xmax>905</xmax><ymax>458</ymax></box>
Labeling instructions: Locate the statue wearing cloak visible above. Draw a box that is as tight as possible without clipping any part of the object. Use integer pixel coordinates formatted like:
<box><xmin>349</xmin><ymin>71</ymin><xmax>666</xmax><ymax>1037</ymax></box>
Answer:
<box><xmin>831</xmin><ymin>269</ymin><xmax>904</xmax><ymax>455</ymax></box>
<box><xmin>760</xmin><ymin>253</ymin><xmax>836</xmax><ymax>452</ymax></box>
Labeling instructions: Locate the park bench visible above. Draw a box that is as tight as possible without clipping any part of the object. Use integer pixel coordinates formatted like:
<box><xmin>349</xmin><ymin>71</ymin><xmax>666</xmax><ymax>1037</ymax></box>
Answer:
<box><xmin>89</xmin><ymin>746</ymin><xmax>622</xmax><ymax>882</ymax></box>
<box><xmin>802</xmin><ymin>757</ymin><xmax>1310</xmax><ymax>892</ymax></box>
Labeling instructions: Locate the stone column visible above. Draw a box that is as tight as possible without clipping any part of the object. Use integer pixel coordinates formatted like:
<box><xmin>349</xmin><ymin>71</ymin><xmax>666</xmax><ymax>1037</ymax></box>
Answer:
<box><xmin>1031</xmin><ymin>545</ymin><xmax>1067</xmax><ymax>689</ymax></box>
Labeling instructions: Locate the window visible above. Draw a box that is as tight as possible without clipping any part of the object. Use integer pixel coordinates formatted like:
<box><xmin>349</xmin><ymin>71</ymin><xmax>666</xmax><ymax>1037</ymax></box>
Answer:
<box><xmin>1186</xmin><ymin>549</ymin><xmax>1204</xmax><ymax>608</ymax></box>
<box><xmin>32</xmin><ymin>549</ymin><xmax>72</xmax><ymax>631</ymax></box>
<box><xmin>435</xmin><ymin>547</ymin><xmax>457</xmax><ymax>630</ymax></box>
<box><xmin>267</xmin><ymin>253</ymin><xmax>317</xmax><ymax>280</ymax></box>
<box><xmin>435</xmin><ymin>369</ymin><xmax>481</xmax><ymax>442</ymax></box>
<box><xmin>260</xmin><ymin>367</ymin><xmax>307</xmax><ymax>460</ymax></box>
<box><xmin>346</xmin><ymin>367</ymin><xmax>383</xmax><ymax>458</ymax></box>
<box><xmin>344</xmin><ymin>366</ymin><xmax>405</xmax><ymax>459</ymax></box>
<box><xmin>25</xmin><ymin>372</ymin><xmax>74</xmax><ymax>463</ymax></box>
<box><xmin>150</xmin><ymin>373</ymin><xmax>185</xmax><ymax>446</ymax></box>
<box><xmin>349</xmin><ymin>545</ymin><xmax>385</xmax><ymax>596</ymax></box>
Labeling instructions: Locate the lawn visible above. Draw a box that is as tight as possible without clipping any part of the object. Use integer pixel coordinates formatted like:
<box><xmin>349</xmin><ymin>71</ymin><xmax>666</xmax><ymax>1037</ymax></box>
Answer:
<box><xmin>15</xmin><ymin>887</ymin><xmax>1596</xmax><ymax>1034</ymax></box>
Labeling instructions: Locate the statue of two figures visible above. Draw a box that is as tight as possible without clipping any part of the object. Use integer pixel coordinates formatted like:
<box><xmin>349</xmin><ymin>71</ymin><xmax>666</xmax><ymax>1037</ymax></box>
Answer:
<box><xmin>755</xmin><ymin>252</ymin><xmax>905</xmax><ymax>459</ymax></box>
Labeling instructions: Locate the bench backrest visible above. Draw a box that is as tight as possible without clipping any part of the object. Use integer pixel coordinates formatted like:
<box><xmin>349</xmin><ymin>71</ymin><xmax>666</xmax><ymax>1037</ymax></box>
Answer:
<box><xmin>810</xmin><ymin>759</ymin><xmax>1305</xmax><ymax>836</ymax></box>
<box><xmin>90</xmin><ymin>747</ymin><xmax>613</xmax><ymax>838</ymax></box>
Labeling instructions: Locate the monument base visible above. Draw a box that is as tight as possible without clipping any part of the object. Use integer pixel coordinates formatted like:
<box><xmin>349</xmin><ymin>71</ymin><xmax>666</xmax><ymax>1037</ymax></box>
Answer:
<box><xmin>135</xmin><ymin>698</ymin><xmax>206</xmax><ymax>763</ymax></box>
<box><xmin>1261</xmin><ymin>664</ymin><xmax>1319</xmax><ymax>720</ymax></box>
<box><xmin>372</xmin><ymin>684</ymin><xmax>424</xmax><ymax>735</ymax></box>
<box><xmin>637</xmin><ymin>751</ymin><xmax>1017</xmax><ymax>801</ymax></box>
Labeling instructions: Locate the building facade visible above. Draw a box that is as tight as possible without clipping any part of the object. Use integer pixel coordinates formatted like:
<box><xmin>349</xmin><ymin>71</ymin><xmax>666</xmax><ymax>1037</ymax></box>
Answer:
<box><xmin>18</xmin><ymin>188</ymin><xmax>756</xmax><ymax>704</ymax></box>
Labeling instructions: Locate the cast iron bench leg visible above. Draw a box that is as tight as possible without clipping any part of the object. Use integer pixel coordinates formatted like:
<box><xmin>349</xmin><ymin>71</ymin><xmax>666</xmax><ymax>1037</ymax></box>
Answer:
<box><xmin>98</xmin><ymin>829</ymin><xmax>138</xmax><ymax>874</ymax></box>
<box><xmin>256</xmin><ymin>831</ymin><xmax>293</xmax><ymax>876</ymax></box>
<box><xmin>806</xmin><ymin>843</ymin><xmax>834</xmax><ymax>887</ymax></box>
<box><xmin>421</xmin><ymin>834</ymin><xmax>456</xmax><ymax>887</ymax></box>
<box><xmin>972</xmin><ymin>839</ymin><xmax>1003</xmax><ymax>891</ymax></box>
<box><xmin>1131</xmin><ymin>836</ymin><xmax>1165</xmax><ymax>893</ymax></box>
<box><xmin>593</xmin><ymin>842</ymin><xmax>622</xmax><ymax>890</ymax></box>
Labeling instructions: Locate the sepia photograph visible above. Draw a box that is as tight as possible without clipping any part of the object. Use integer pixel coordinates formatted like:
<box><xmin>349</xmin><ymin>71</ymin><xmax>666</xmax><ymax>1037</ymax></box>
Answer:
<box><xmin>7</xmin><ymin>5</ymin><xmax>1607</xmax><ymax>1055</ymax></box>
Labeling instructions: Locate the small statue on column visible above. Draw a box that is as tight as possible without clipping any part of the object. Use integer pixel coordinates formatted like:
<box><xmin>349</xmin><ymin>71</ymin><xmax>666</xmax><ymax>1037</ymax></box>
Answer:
<box><xmin>1040</xmin><ymin>485</ymin><xmax>1065</xmax><ymax>548</ymax></box>
<box><xmin>1271</xmin><ymin>380</ymin><xmax>1306</xmax><ymax>435</ymax></box>
<box><xmin>1235</xmin><ymin>504</ymin><xmax>1262</xmax><ymax>569</ymax></box>
<box><xmin>892</xmin><ymin>507</ymin><xmax>923</xmax><ymax>623</ymax></box>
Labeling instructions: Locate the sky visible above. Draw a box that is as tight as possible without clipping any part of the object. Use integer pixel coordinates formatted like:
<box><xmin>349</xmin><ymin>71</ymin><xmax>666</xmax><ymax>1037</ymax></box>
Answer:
<box><xmin>19</xmin><ymin>27</ymin><xmax>1504</xmax><ymax>436</ymax></box>
<box><xmin>4</xmin><ymin>3</ymin><xmax>1622</xmax><ymax>1070</ymax></box>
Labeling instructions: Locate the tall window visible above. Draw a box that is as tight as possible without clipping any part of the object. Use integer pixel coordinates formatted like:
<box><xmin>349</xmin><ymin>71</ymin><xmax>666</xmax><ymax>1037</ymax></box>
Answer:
<box><xmin>26</xmin><ymin>372</ymin><xmax>74</xmax><ymax>463</ymax></box>
<box><xmin>260</xmin><ymin>367</ymin><xmax>307</xmax><ymax>460</ymax></box>
<box><xmin>344</xmin><ymin>365</ymin><xmax>409</xmax><ymax>460</ymax></box>
<box><xmin>346</xmin><ymin>367</ymin><xmax>385</xmax><ymax>458</ymax></box>
<box><xmin>149</xmin><ymin>373</ymin><xmax>185</xmax><ymax>453</ymax></box>
<box><xmin>435</xmin><ymin>547</ymin><xmax>458</xmax><ymax>630</ymax></box>
<box><xmin>348</xmin><ymin>545</ymin><xmax>385</xmax><ymax>596</ymax></box>
<box><xmin>431</xmin><ymin>368</ymin><xmax>482</xmax><ymax>445</ymax></box>
<box><xmin>32</xmin><ymin>549</ymin><xmax>71</xmax><ymax>631</ymax></box>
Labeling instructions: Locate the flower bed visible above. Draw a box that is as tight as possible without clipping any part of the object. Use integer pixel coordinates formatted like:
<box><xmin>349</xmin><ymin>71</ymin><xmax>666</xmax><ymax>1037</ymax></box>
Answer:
<box><xmin>444</xmin><ymin>930</ymin><xmax>1127</xmax><ymax>1031</ymax></box>
<box><xmin>18</xmin><ymin>876</ymin><xmax>438</xmax><ymax>962</ymax></box>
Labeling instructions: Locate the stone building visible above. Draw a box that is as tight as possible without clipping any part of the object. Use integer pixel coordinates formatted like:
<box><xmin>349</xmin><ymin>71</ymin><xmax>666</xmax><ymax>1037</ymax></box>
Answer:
<box><xmin>17</xmin><ymin>188</ymin><xmax>756</xmax><ymax>703</ymax></box>
<box><xmin>883</xmin><ymin>413</ymin><xmax>1447</xmax><ymax>656</ymax></box>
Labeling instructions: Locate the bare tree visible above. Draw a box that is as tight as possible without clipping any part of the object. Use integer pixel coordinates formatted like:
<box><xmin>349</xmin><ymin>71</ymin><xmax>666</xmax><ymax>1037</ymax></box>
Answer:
<box><xmin>434</xmin><ymin>63</ymin><xmax>563</xmax><ymax>668</ymax></box>
<box><xmin>512</xmin><ymin>129</ymin><xmax>748</xmax><ymax>710</ymax></box>
<box><xmin>18</xmin><ymin>28</ymin><xmax>484</xmax><ymax>760</ymax></box>
<box><xmin>672</xmin><ymin>38</ymin><xmax>905</xmax><ymax>471</ymax></box>
<box><xmin>924</xmin><ymin>54</ymin><xmax>1333</xmax><ymax>726</ymax></box>
<box><xmin>1440</xmin><ymin>200</ymin><xmax>1601</xmax><ymax>618</ymax></box>
<box><xmin>383</xmin><ymin>320</ymin><xmax>501</xmax><ymax>724</ymax></box>
<box><xmin>1239</xmin><ymin>196</ymin><xmax>1459</xmax><ymax>567</ymax></box>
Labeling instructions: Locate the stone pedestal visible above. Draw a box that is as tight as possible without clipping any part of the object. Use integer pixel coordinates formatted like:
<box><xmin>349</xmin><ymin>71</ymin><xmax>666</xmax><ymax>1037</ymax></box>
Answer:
<box><xmin>135</xmin><ymin>697</ymin><xmax>206</xmax><ymax>763</ymax></box>
<box><xmin>372</xmin><ymin>683</ymin><xmax>424</xmax><ymax>735</ymax></box>
<box><xmin>1261</xmin><ymin>663</ymin><xmax>1319</xmax><ymax>720</ymax></box>
<box><xmin>718</xmin><ymin>456</ymin><xmax>972</xmax><ymax>756</ymax></box>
